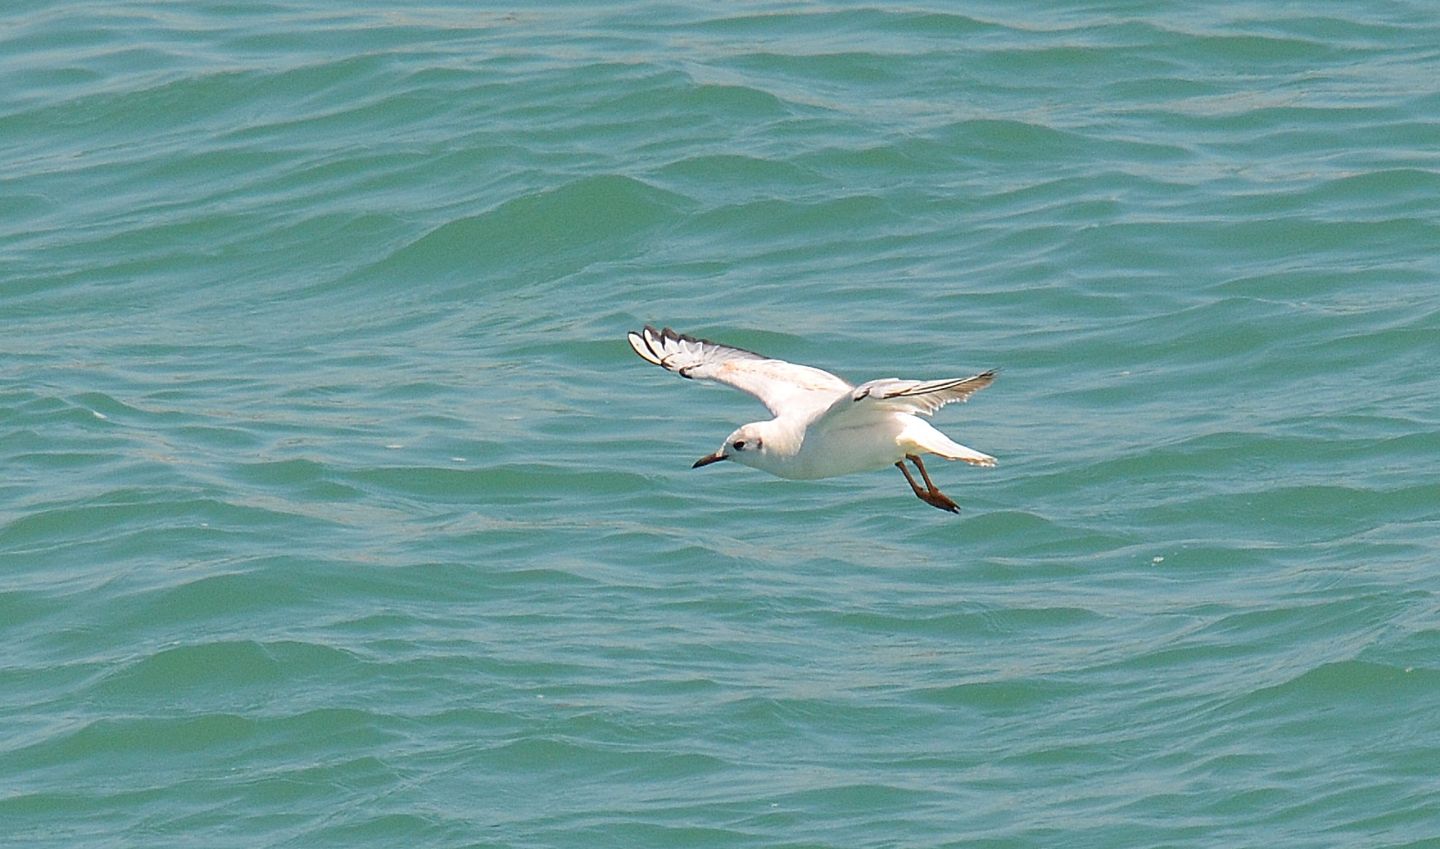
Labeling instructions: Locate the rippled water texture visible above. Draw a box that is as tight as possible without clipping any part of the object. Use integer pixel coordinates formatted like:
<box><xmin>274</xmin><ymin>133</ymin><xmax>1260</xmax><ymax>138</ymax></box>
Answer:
<box><xmin>3</xmin><ymin>2</ymin><xmax>1438</xmax><ymax>847</ymax></box>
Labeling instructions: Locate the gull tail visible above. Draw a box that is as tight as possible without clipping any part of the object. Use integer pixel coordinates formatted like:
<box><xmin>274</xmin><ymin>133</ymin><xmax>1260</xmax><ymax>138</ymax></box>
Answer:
<box><xmin>935</xmin><ymin>440</ymin><xmax>997</xmax><ymax>467</ymax></box>
<box><xmin>903</xmin><ymin>419</ymin><xmax>996</xmax><ymax>467</ymax></box>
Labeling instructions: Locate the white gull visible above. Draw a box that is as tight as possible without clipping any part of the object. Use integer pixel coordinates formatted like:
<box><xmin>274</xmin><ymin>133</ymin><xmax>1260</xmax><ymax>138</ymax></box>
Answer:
<box><xmin>626</xmin><ymin>325</ymin><xmax>997</xmax><ymax>513</ymax></box>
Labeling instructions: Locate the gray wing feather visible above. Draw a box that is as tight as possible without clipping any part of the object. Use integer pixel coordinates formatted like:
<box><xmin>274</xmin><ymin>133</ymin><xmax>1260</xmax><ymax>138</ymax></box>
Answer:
<box><xmin>627</xmin><ymin>325</ymin><xmax>852</xmax><ymax>418</ymax></box>
<box><xmin>846</xmin><ymin>370</ymin><xmax>998</xmax><ymax>416</ymax></box>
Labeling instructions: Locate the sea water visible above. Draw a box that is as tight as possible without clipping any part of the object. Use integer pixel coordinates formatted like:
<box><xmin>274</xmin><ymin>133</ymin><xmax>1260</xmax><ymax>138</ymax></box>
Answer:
<box><xmin>3</xmin><ymin>3</ymin><xmax>1438</xmax><ymax>847</ymax></box>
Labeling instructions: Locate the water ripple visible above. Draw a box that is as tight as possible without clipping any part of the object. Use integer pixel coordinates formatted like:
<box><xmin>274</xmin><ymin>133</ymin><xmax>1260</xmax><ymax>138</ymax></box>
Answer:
<box><xmin>4</xmin><ymin>2</ymin><xmax>1439</xmax><ymax>847</ymax></box>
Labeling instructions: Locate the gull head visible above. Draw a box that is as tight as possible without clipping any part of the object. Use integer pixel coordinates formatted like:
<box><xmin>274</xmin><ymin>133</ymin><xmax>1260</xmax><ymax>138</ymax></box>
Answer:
<box><xmin>693</xmin><ymin>423</ymin><xmax>768</xmax><ymax>470</ymax></box>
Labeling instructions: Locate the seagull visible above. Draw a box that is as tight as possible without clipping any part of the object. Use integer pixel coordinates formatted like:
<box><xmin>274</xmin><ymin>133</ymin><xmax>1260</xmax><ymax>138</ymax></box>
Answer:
<box><xmin>626</xmin><ymin>325</ymin><xmax>997</xmax><ymax>513</ymax></box>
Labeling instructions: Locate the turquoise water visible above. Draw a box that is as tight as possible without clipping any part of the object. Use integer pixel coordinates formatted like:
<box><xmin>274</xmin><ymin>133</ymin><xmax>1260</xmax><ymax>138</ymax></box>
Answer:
<box><xmin>4</xmin><ymin>1</ymin><xmax>1439</xmax><ymax>846</ymax></box>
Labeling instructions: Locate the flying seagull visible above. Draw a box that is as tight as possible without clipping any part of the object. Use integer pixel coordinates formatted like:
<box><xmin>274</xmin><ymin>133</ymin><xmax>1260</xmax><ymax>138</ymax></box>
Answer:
<box><xmin>626</xmin><ymin>325</ymin><xmax>996</xmax><ymax>513</ymax></box>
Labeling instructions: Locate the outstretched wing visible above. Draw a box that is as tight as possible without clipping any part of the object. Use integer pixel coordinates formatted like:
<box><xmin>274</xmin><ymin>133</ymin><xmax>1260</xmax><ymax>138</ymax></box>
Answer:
<box><xmin>834</xmin><ymin>370</ymin><xmax>998</xmax><ymax>418</ymax></box>
<box><xmin>627</xmin><ymin>325</ymin><xmax>852</xmax><ymax>418</ymax></box>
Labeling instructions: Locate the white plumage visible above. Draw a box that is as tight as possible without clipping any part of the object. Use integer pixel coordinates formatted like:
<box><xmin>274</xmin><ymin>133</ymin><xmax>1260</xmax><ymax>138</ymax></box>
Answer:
<box><xmin>627</xmin><ymin>326</ymin><xmax>997</xmax><ymax>513</ymax></box>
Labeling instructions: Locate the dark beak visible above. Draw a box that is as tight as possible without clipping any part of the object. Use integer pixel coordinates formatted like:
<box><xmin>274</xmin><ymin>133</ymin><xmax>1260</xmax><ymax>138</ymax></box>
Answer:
<box><xmin>692</xmin><ymin>451</ymin><xmax>728</xmax><ymax>469</ymax></box>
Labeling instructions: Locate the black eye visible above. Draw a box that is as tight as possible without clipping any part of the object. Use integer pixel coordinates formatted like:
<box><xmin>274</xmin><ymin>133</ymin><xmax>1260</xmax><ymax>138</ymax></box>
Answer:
<box><xmin>732</xmin><ymin>440</ymin><xmax>746</xmax><ymax>450</ymax></box>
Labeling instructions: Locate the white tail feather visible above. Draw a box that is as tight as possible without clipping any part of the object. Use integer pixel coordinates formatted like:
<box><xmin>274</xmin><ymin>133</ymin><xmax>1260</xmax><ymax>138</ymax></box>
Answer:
<box><xmin>903</xmin><ymin>419</ymin><xmax>997</xmax><ymax>466</ymax></box>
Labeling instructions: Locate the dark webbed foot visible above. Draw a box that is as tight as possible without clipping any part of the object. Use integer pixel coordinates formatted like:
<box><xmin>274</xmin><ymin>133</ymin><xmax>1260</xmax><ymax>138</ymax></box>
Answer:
<box><xmin>895</xmin><ymin>455</ymin><xmax>961</xmax><ymax>513</ymax></box>
<box><xmin>917</xmin><ymin>487</ymin><xmax>960</xmax><ymax>513</ymax></box>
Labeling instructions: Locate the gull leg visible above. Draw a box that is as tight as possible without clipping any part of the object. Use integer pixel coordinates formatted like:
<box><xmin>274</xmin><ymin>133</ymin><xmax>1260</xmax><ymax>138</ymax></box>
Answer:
<box><xmin>908</xmin><ymin>454</ymin><xmax>940</xmax><ymax>490</ymax></box>
<box><xmin>895</xmin><ymin>460</ymin><xmax>926</xmax><ymax>498</ymax></box>
<box><xmin>905</xmin><ymin>454</ymin><xmax>960</xmax><ymax>514</ymax></box>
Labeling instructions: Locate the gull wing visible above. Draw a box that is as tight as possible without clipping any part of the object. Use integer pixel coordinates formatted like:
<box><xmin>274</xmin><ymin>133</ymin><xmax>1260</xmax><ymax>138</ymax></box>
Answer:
<box><xmin>627</xmin><ymin>325</ymin><xmax>852</xmax><ymax>418</ymax></box>
<box><xmin>823</xmin><ymin>370</ymin><xmax>998</xmax><ymax>420</ymax></box>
